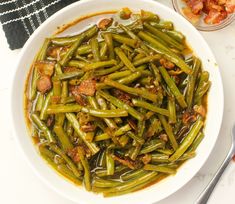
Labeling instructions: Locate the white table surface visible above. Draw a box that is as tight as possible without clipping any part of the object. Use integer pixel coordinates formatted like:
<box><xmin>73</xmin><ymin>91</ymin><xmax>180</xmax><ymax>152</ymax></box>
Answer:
<box><xmin>0</xmin><ymin>1</ymin><xmax>235</xmax><ymax>203</ymax></box>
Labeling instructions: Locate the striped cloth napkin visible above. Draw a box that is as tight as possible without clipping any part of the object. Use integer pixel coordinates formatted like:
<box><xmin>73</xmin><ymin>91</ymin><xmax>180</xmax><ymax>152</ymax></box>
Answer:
<box><xmin>0</xmin><ymin>0</ymin><xmax>78</xmax><ymax>50</ymax></box>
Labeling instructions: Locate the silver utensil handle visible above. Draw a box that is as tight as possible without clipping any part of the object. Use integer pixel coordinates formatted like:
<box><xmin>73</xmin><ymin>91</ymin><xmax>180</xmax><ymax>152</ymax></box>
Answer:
<box><xmin>196</xmin><ymin>147</ymin><xmax>234</xmax><ymax>204</ymax></box>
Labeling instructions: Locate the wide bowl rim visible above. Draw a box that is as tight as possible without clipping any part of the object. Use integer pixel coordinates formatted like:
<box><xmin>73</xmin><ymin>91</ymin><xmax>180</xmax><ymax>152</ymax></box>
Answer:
<box><xmin>10</xmin><ymin>0</ymin><xmax>224</xmax><ymax>203</ymax></box>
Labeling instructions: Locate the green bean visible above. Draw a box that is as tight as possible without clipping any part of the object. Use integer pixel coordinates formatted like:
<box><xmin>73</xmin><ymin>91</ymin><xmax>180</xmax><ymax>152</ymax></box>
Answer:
<box><xmin>103</xmin><ymin>173</ymin><xmax>162</xmax><ymax>197</ymax></box>
<box><xmin>121</xmin><ymin>44</ymin><xmax>133</xmax><ymax>53</ymax></box>
<box><xmin>144</xmin><ymin>23</ymin><xmax>184</xmax><ymax>50</ymax></box>
<box><xmin>60</xmin><ymin>34</ymin><xmax>86</xmax><ymax>66</ymax></box>
<box><xmin>144</xmin><ymin>164</ymin><xmax>176</xmax><ymax>174</ymax></box>
<box><xmin>54</xmin><ymin>125</ymin><xmax>73</xmax><ymax>151</ymax></box>
<box><xmin>158</xmin><ymin>115</ymin><xmax>178</xmax><ymax>151</ymax></box>
<box><xmin>61</xmin><ymin>96</ymin><xmax>76</xmax><ymax>104</ymax></box>
<box><xmin>68</xmin><ymin>71</ymin><xmax>91</xmax><ymax>86</ymax></box>
<box><xmin>114</xmin><ymin>47</ymin><xmax>137</xmax><ymax>72</ymax></box>
<box><xmin>94</xmin><ymin>62</ymin><xmax>123</xmax><ymax>76</ymax></box>
<box><xmin>97</xmin><ymin>150</ymin><xmax>106</xmax><ymax>168</ymax></box>
<box><xmin>151</xmin><ymin>153</ymin><xmax>169</xmax><ymax>163</ymax></box>
<box><xmin>48</xmin><ymin>144</ymin><xmax>81</xmax><ymax>177</ymax></box>
<box><xmin>177</xmin><ymin>151</ymin><xmax>196</xmax><ymax>161</ymax></box>
<box><xmin>29</xmin><ymin>65</ymin><xmax>40</xmax><ymax>101</ymax></box>
<box><xmin>145</xmin><ymin>31</ymin><xmax>169</xmax><ymax>47</ymax></box>
<box><xmin>75</xmin><ymin>55</ymin><xmax>91</xmax><ymax>63</ymax></box>
<box><xmin>109</xmin><ymin>103</ymin><xmax>123</xmax><ymax>124</ymax></box>
<box><xmin>112</xmin><ymin>34</ymin><xmax>138</xmax><ymax>48</ymax></box>
<box><xmin>31</xmin><ymin>113</ymin><xmax>55</xmax><ymax>143</ymax></box>
<box><xmin>186</xmin><ymin>58</ymin><xmax>201</xmax><ymax>108</ymax></box>
<box><xmin>93</xmin><ymin>177</ymin><xmax>121</xmax><ymax>187</ymax></box>
<box><xmin>159</xmin><ymin>66</ymin><xmax>187</xmax><ymax>108</ymax></box>
<box><xmin>102</xmin><ymin>171</ymin><xmax>158</xmax><ymax>193</ymax></box>
<box><xmin>128</xmin><ymin>144</ymin><xmax>141</xmax><ymax>160</ymax></box>
<box><xmin>126</xmin><ymin>131</ymin><xmax>145</xmax><ymax>145</ymax></box>
<box><xmin>95</xmin><ymin>166</ymin><xmax>127</xmax><ymax>177</ymax></box>
<box><xmin>132</xmin><ymin>99</ymin><xmax>169</xmax><ymax>116</ymax></box>
<box><xmin>117</xmin><ymin>71</ymin><xmax>142</xmax><ymax>85</ymax></box>
<box><xmin>169</xmin><ymin>119</ymin><xmax>203</xmax><ymax>162</ymax></box>
<box><xmin>52</xmin><ymin>70</ymin><xmax>84</xmax><ymax>81</ymax></box>
<box><xmin>76</xmin><ymin>44</ymin><xmax>92</xmax><ymax>55</ymax></box>
<box><xmin>119</xmin><ymin>135</ymin><xmax>130</xmax><ymax>147</ymax></box>
<box><xmin>39</xmin><ymin>144</ymin><xmax>56</xmax><ymax>161</ymax></box>
<box><xmin>66</xmin><ymin>113</ymin><xmax>100</xmax><ymax>155</ymax></box>
<box><xmin>163</xmin><ymin>30</ymin><xmax>185</xmax><ymax>43</ymax></box>
<box><xmin>96</xmin><ymin>94</ymin><xmax>117</xmax><ymax>130</ymax></box>
<box><xmin>149</xmin><ymin>21</ymin><xmax>174</xmax><ymax>30</ymax></box>
<box><xmin>57</xmin><ymin>164</ymin><xmax>82</xmax><ymax>185</ymax></box>
<box><xmin>156</xmin><ymin>148</ymin><xmax>174</xmax><ymax>155</ymax></box>
<box><xmin>90</xmin><ymin>38</ymin><xmax>100</xmax><ymax>62</ymax></box>
<box><xmin>121</xmin><ymin>169</ymin><xmax>147</xmax><ymax>181</ymax></box>
<box><xmin>94</xmin><ymin>133</ymin><xmax>111</xmax><ymax>141</ymax></box>
<box><xmin>145</xmin><ymin>117</ymin><xmax>162</xmax><ymax>138</ymax></box>
<box><xmin>76</xmin><ymin>147</ymin><xmax>91</xmax><ymax>191</ymax></box>
<box><xmin>39</xmin><ymin>91</ymin><xmax>53</xmax><ymax>120</ymax></box>
<box><xmin>100</xmin><ymin>42</ymin><xmax>108</xmax><ymax>60</ymax></box>
<box><xmin>168</xmin><ymin>96</ymin><xmax>177</xmax><ymax>124</ymax></box>
<box><xmin>55</xmin><ymin>63</ymin><xmax>63</xmax><ymax>75</ymax></box>
<box><xmin>103</xmin><ymin>33</ymin><xmax>114</xmax><ymax>59</ymax></box>
<box><xmin>61</xmin><ymin>81</ymin><xmax>68</xmax><ymax>103</ymax></box>
<box><xmin>138</xmin><ymin>31</ymin><xmax>170</xmax><ymax>52</ymax></box>
<box><xmin>114</xmin><ymin>124</ymin><xmax>132</xmax><ymax>136</ymax></box>
<box><xmin>66</xmin><ymin>121</ymin><xmax>74</xmax><ymax>138</ymax></box>
<box><xmin>37</xmin><ymin>38</ymin><xmax>51</xmax><ymax>61</ymax></box>
<box><xmin>106</xmin><ymin>148</ymin><xmax>115</xmax><ymax>175</ymax></box>
<box><xmin>108</xmin><ymin>70</ymin><xmax>132</xmax><ymax>80</ymax></box>
<box><xmin>189</xmin><ymin>132</ymin><xmax>204</xmax><ymax>151</ymax></box>
<box><xmin>119</xmin><ymin>24</ymin><xmax>150</xmax><ymax>53</ymax></box>
<box><xmin>138</xmin><ymin>31</ymin><xmax>192</xmax><ymax>74</ymax></box>
<box><xmin>141</xmin><ymin>10</ymin><xmax>160</xmax><ymax>22</ymax></box>
<box><xmin>35</xmin><ymin>92</ymin><xmax>44</xmax><ymax>112</ymax></box>
<box><xmin>87</xmin><ymin>95</ymin><xmax>99</xmax><ymax>109</ymax></box>
<box><xmin>106</xmin><ymin>65</ymin><xmax>149</xmax><ymax>80</ymax></box>
<box><xmin>47</xmin><ymin>104</ymin><xmax>128</xmax><ymax>118</ymax></box>
<box><xmin>140</xmin><ymin>139</ymin><xmax>165</xmax><ymax>154</ymax></box>
<box><xmin>40</xmin><ymin>149</ymin><xmax>58</xmax><ymax>169</ymax></box>
<box><xmin>51</xmin><ymin>25</ymin><xmax>98</xmax><ymax>45</ymax></box>
<box><xmin>68</xmin><ymin>60</ymin><xmax>87</xmax><ymax>68</ymax></box>
<box><xmin>84</xmin><ymin>59</ymin><xmax>117</xmax><ymax>71</ymax></box>
<box><xmin>104</xmin><ymin>79</ymin><xmax>157</xmax><ymax>102</ymax></box>
<box><xmin>94</xmin><ymin>124</ymin><xmax>131</xmax><ymax>141</ymax></box>
<box><xmin>98</xmin><ymin>90</ymin><xmax>144</xmax><ymax>121</ymax></box>
<box><xmin>52</xmin><ymin>80</ymin><xmax>61</xmax><ymax>99</ymax></box>
<box><xmin>133</xmin><ymin>55</ymin><xmax>161</xmax><ymax>66</ymax></box>
<box><xmin>194</xmin><ymin>71</ymin><xmax>210</xmax><ymax>104</ymax></box>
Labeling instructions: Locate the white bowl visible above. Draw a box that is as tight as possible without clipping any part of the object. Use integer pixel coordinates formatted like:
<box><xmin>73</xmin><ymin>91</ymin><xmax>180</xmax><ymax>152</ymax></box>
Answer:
<box><xmin>11</xmin><ymin>0</ymin><xmax>224</xmax><ymax>203</ymax></box>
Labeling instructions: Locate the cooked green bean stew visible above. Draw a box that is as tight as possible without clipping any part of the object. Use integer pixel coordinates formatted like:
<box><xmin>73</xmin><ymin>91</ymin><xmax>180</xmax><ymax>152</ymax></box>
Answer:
<box><xmin>25</xmin><ymin>8</ymin><xmax>210</xmax><ymax>197</ymax></box>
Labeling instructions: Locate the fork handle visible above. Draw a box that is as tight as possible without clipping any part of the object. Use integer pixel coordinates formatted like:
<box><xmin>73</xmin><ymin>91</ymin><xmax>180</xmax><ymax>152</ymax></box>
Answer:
<box><xmin>196</xmin><ymin>146</ymin><xmax>234</xmax><ymax>204</ymax></box>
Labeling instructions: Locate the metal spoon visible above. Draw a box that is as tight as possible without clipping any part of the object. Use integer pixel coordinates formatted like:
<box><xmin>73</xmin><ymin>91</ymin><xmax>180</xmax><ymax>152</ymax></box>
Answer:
<box><xmin>196</xmin><ymin>125</ymin><xmax>235</xmax><ymax>204</ymax></box>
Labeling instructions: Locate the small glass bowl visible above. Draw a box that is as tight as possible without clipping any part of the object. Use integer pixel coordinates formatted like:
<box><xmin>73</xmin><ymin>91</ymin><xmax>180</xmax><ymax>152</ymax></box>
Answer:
<box><xmin>172</xmin><ymin>0</ymin><xmax>235</xmax><ymax>31</ymax></box>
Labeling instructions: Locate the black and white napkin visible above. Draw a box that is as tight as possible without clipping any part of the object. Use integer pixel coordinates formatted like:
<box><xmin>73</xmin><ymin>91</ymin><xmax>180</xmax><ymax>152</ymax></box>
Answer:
<box><xmin>0</xmin><ymin>0</ymin><xmax>78</xmax><ymax>50</ymax></box>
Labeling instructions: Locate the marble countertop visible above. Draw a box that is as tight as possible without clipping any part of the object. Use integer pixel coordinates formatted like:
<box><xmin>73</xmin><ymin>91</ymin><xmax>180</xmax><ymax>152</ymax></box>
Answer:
<box><xmin>0</xmin><ymin>0</ymin><xmax>234</xmax><ymax>203</ymax></box>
